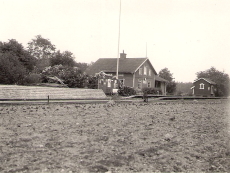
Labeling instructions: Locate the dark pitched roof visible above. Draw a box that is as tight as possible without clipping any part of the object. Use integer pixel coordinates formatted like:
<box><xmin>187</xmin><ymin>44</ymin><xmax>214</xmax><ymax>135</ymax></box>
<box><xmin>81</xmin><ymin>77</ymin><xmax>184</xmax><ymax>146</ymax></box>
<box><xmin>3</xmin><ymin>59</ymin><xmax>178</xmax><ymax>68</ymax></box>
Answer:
<box><xmin>193</xmin><ymin>78</ymin><xmax>216</xmax><ymax>84</ymax></box>
<box><xmin>155</xmin><ymin>75</ymin><xmax>169</xmax><ymax>82</ymax></box>
<box><xmin>86</xmin><ymin>58</ymin><xmax>157</xmax><ymax>75</ymax></box>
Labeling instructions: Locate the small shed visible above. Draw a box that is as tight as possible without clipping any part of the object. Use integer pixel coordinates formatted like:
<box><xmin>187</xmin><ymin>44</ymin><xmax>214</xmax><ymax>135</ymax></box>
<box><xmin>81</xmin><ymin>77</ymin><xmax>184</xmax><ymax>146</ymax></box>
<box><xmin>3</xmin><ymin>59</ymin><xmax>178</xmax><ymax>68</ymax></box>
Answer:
<box><xmin>191</xmin><ymin>78</ymin><xmax>216</xmax><ymax>97</ymax></box>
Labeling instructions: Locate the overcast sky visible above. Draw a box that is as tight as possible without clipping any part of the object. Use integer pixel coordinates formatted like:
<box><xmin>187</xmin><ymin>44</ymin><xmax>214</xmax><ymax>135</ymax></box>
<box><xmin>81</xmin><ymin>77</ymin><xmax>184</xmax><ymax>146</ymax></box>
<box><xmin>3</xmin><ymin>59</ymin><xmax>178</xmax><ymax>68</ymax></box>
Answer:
<box><xmin>1</xmin><ymin>0</ymin><xmax>230</xmax><ymax>82</ymax></box>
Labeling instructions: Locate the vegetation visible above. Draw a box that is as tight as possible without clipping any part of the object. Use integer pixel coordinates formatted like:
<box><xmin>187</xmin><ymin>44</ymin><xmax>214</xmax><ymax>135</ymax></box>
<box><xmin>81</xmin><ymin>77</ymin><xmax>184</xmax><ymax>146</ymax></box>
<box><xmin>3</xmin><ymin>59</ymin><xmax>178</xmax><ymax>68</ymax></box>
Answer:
<box><xmin>50</xmin><ymin>50</ymin><xmax>76</xmax><ymax>67</ymax></box>
<box><xmin>176</xmin><ymin>82</ymin><xmax>193</xmax><ymax>95</ymax></box>
<box><xmin>196</xmin><ymin>67</ymin><xmax>230</xmax><ymax>97</ymax></box>
<box><xmin>118</xmin><ymin>86</ymin><xmax>136</xmax><ymax>96</ymax></box>
<box><xmin>159</xmin><ymin>68</ymin><xmax>177</xmax><ymax>94</ymax></box>
<box><xmin>0</xmin><ymin>39</ymin><xmax>36</xmax><ymax>84</ymax></box>
<box><xmin>0</xmin><ymin>36</ymin><xmax>94</xmax><ymax>88</ymax></box>
<box><xmin>27</xmin><ymin>35</ymin><xmax>56</xmax><ymax>60</ymax></box>
<box><xmin>1</xmin><ymin>37</ymin><xmax>229</xmax><ymax>96</ymax></box>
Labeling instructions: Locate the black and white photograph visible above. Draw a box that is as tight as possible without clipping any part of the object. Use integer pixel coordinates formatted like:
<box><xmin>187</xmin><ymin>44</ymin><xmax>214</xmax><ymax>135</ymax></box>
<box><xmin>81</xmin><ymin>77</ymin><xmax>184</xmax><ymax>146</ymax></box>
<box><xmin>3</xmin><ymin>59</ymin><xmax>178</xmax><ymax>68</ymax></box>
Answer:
<box><xmin>0</xmin><ymin>0</ymin><xmax>230</xmax><ymax>172</ymax></box>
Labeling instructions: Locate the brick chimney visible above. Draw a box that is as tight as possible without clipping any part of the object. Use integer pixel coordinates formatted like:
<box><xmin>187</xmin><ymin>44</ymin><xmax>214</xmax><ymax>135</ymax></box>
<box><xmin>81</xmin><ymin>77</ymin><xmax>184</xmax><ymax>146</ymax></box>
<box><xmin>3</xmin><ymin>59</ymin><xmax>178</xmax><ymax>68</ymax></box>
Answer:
<box><xmin>120</xmin><ymin>50</ymin><xmax>127</xmax><ymax>59</ymax></box>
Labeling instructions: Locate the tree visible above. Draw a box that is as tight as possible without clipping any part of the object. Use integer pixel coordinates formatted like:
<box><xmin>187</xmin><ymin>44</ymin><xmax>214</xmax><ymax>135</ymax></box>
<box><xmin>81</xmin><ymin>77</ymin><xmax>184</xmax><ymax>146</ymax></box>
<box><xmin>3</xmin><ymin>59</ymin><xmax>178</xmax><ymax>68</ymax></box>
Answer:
<box><xmin>159</xmin><ymin>68</ymin><xmax>176</xmax><ymax>94</ymax></box>
<box><xmin>158</xmin><ymin>68</ymin><xmax>174</xmax><ymax>81</ymax></box>
<box><xmin>41</xmin><ymin>65</ymin><xmax>87</xmax><ymax>88</ymax></box>
<box><xmin>27</xmin><ymin>35</ymin><xmax>56</xmax><ymax>72</ymax></box>
<box><xmin>50</xmin><ymin>50</ymin><xmax>76</xmax><ymax>67</ymax></box>
<box><xmin>196</xmin><ymin>67</ymin><xmax>230</xmax><ymax>97</ymax></box>
<box><xmin>75</xmin><ymin>62</ymin><xmax>89</xmax><ymax>72</ymax></box>
<box><xmin>0</xmin><ymin>39</ymin><xmax>36</xmax><ymax>71</ymax></box>
<box><xmin>0</xmin><ymin>52</ymin><xmax>27</xmax><ymax>84</ymax></box>
<box><xmin>27</xmin><ymin>35</ymin><xmax>56</xmax><ymax>59</ymax></box>
<box><xmin>0</xmin><ymin>39</ymin><xmax>37</xmax><ymax>84</ymax></box>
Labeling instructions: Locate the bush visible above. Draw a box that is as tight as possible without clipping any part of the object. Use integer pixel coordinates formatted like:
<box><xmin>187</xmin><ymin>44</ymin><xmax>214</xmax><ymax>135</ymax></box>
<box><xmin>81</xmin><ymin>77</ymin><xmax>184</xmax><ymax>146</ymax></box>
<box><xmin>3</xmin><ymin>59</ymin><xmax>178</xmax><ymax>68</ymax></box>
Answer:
<box><xmin>86</xmin><ymin>76</ymin><xmax>98</xmax><ymax>89</ymax></box>
<box><xmin>24</xmin><ymin>73</ymin><xmax>42</xmax><ymax>84</ymax></box>
<box><xmin>0</xmin><ymin>53</ymin><xmax>27</xmax><ymax>84</ymax></box>
<box><xmin>118</xmin><ymin>86</ymin><xmax>136</xmax><ymax>96</ymax></box>
<box><xmin>142</xmin><ymin>87</ymin><xmax>162</xmax><ymax>95</ymax></box>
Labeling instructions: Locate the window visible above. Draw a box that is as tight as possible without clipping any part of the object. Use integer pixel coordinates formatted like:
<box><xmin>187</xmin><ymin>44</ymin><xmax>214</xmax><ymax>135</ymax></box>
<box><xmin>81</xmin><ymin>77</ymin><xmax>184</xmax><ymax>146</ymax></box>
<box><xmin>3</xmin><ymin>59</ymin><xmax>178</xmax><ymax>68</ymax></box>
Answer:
<box><xmin>144</xmin><ymin>66</ymin><xmax>147</xmax><ymax>75</ymax></box>
<box><xmin>107</xmin><ymin>79</ymin><xmax>111</xmax><ymax>87</ymax></box>
<box><xmin>138</xmin><ymin>80</ymin><xmax>142</xmax><ymax>89</ymax></box>
<box><xmin>147</xmin><ymin>81</ymin><xmax>151</xmax><ymax>88</ymax></box>
<box><xmin>199</xmin><ymin>83</ymin><xmax>204</xmax><ymax>89</ymax></box>
<box><xmin>139</xmin><ymin>68</ymin><xmax>142</xmax><ymax>75</ymax></box>
<box><xmin>149</xmin><ymin>69</ymin><xmax>151</xmax><ymax>76</ymax></box>
<box><xmin>114</xmin><ymin>79</ymin><xmax>118</xmax><ymax>89</ymax></box>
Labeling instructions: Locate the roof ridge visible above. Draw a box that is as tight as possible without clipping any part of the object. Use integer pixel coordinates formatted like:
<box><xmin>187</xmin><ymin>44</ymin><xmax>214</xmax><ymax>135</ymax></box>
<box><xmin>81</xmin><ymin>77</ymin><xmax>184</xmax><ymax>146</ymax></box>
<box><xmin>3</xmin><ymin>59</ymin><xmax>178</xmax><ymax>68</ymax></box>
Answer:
<box><xmin>193</xmin><ymin>78</ymin><xmax>216</xmax><ymax>84</ymax></box>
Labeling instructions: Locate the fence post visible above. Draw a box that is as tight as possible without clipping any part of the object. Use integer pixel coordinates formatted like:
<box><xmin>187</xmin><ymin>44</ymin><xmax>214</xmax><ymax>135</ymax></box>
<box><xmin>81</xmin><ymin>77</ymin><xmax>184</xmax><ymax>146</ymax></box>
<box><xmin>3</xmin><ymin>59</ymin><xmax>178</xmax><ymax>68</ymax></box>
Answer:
<box><xmin>48</xmin><ymin>95</ymin><xmax>49</xmax><ymax>104</ymax></box>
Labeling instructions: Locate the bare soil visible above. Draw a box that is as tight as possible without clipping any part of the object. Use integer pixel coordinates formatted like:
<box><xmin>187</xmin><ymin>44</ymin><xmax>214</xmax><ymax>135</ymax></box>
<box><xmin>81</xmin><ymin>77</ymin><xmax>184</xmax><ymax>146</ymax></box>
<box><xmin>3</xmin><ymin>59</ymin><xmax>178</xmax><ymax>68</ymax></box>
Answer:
<box><xmin>0</xmin><ymin>99</ymin><xmax>229</xmax><ymax>172</ymax></box>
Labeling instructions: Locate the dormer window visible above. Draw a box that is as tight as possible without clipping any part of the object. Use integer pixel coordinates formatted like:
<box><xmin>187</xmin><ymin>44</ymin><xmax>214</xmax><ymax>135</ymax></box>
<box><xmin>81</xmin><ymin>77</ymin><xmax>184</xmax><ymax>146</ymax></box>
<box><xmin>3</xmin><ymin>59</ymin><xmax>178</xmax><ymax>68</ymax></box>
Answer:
<box><xmin>199</xmin><ymin>83</ymin><xmax>204</xmax><ymax>89</ymax></box>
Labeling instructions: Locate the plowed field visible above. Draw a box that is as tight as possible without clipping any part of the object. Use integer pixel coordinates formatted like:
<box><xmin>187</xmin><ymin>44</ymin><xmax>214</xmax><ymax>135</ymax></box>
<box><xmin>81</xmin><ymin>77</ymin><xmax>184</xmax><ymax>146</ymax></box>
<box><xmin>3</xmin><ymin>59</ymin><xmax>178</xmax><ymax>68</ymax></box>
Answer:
<box><xmin>0</xmin><ymin>100</ymin><xmax>229</xmax><ymax>172</ymax></box>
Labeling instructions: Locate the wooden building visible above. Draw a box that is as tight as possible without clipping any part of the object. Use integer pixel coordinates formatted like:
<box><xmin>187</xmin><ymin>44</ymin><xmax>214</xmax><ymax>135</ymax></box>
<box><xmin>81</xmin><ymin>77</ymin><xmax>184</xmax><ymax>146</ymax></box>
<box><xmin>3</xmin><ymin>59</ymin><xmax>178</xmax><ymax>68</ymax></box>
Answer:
<box><xmin>86</xmin><ymin>51</ymin><xmax>168</xmax><ymax>95</ymax></box>
<box><xmin>191</xmin><ymin>78</ymin><xmax>216</xmax><ymax>97</ymax></box>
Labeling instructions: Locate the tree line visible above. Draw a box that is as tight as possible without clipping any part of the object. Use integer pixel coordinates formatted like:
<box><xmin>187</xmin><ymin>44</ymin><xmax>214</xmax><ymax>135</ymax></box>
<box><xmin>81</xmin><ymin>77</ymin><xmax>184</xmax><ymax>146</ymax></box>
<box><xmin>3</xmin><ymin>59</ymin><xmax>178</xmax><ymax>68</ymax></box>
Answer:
<box><xmin>0</xmin><ymin>35</ymin><xmax>229</xmax><ymax>96</ymax></box>
<box><xmin>0</xmin><ymin>35</ymin><xmax>97</xmax><ymax>88</ymax></box>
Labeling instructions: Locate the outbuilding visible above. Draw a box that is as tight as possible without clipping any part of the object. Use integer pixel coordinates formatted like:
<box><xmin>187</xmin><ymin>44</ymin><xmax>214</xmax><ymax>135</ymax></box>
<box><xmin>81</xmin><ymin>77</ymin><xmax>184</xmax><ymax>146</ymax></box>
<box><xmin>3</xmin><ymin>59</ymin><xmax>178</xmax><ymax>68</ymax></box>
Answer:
<box><xmin>191</xmin><ymin>78</ymin><xmax>216</xmax><ymax>97</ymax></box>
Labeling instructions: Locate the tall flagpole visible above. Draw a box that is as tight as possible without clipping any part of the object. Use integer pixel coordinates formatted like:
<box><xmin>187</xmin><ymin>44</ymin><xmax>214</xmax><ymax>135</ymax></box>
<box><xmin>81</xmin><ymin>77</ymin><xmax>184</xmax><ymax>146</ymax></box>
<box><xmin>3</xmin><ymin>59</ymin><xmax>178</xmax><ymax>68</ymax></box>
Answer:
<box><xmin>116</xmin><ymin>0</ymin><xmax>121</xmax><ymax>79</ymax></box>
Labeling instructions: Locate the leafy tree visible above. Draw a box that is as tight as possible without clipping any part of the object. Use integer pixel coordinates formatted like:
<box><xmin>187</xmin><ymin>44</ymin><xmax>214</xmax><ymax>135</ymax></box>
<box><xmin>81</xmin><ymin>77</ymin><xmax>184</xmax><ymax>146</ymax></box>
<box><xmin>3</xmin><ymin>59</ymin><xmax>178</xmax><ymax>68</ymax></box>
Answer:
<box><xmin>0</xmin><ymin>52</ymin><xmax>27</xmax><ymax>84</ymax></box>
<box><xmin>63</xmin><ymin>70</ymin><xmax>87</xmax><ymax>88</ymax></box>
<box><xmin>196</xmin><ymin>67</ymin><xmax>230</xmax><ymax>97</ymax></box>
<box><xmin>27</xmin><ymin>35</ymin><xmax>56</xmax><ymax>72</ymax></box>
<box><xmin>75</xmin><ymin>62</ymin><xmax>95</xmax><ymax>73</ymax></box>
<box><xmin>158</xmin><ymin>68</ymin><xmax>174</xmax><ymax>81</ymax></box>
<box><xmin>159</xmin><ymin>68</ymin><xmax>176</xmax><ymax>94</ymax></box>
<box><xmin>41</xmin><ymin>65</ymin><xmax>87</xmax><ymax>88</ymax></box>
<box><xmin>50</xmin><ymin>50</ymin><xmax>76</xmax><ymax>67</ymax></box>
<box><xmin>0</xmin><ymin>39</ymin><xmax>36</xmax><ymax>71</ymax></box>
<box><xmin>27</xmin><ymin>35</ymin><xmax>56</xmax><ymax>59</ymax></box>
<box><xmin>0</xmin><ymin>39</ymin><xmax>38</xmax><ymax>84</ymax></box>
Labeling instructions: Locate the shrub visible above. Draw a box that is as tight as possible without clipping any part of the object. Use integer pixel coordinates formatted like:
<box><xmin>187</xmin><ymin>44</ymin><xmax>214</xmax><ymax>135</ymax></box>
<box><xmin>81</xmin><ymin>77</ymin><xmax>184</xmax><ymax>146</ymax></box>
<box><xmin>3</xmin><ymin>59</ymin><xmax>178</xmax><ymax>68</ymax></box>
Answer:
<box><xmin>118</xmin><ymin>86</ymin><xmax>136</xmax><ymax>96</ymax></box>
<box><xmin>24</xmin><ymin>73</ymin><xmax>42</xmax><ymax>84</ymax></box>
<box><xmin>86</xmin><ymin>76</ymin><xmax>98</xmax><ymax>89</ymax></box>
<box><xmin>0</xmin><ymin>53</ymin><xmax>27</xmax><ymax>84</ymax></box>
<box><xmin>142</xmin><ymin>87</ymin><xmax>162</xmax><ymax>95</ymax></box>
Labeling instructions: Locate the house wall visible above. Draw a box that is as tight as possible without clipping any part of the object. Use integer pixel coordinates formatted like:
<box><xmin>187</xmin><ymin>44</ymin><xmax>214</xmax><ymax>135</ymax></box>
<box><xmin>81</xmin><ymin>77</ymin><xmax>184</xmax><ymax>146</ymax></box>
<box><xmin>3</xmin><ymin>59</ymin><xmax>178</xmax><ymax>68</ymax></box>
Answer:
<box><xmin>133</xmin><ymin>60</ymin><xmax>156</xmax><ymax>89</ymax></box>
<box><xmin>193</xmin><ymin>79</ymin><xmax>212</xmax><ymax>96</ymax></box>
<box><xmin>112</xmin><ymin>60</ymin><xmax>156</xmax><ymax>90</ymax></box>
<box><xmin>107</xmin><ymin>73</ymin><xmax>133</xmax><ymax>87</ymax></box>
<box><xmin>122</xmin><ymin>73</ymin><xmax>133</xmax><ymax>87</ymax></box>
